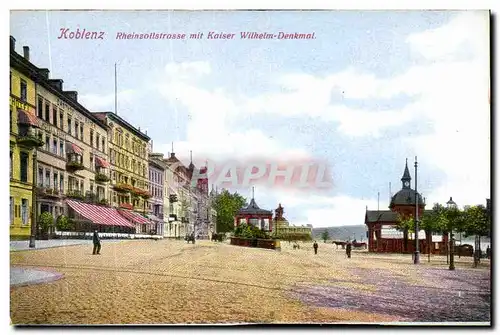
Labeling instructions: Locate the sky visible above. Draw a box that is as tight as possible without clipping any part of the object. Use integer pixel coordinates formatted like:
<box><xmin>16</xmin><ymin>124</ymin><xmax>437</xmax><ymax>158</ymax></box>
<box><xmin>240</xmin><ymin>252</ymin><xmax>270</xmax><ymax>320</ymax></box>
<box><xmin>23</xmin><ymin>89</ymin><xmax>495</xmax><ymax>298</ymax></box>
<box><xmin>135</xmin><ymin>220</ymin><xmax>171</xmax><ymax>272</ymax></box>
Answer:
<box><xmin>9</xmin><ymin>10</ymin><xmax>490</xmax><ymax>228</ymax></box>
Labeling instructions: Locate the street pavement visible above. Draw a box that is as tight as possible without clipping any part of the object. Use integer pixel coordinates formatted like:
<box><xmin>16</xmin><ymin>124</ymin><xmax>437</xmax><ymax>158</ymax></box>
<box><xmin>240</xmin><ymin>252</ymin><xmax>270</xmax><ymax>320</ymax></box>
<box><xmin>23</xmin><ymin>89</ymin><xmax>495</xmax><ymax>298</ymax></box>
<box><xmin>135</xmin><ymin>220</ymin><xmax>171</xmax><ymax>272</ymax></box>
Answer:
<box><xmin>10</xmin><ymin>267</ymin><xmax>64</xmax><ymax>287</ymax></box>
<box><xmin>10</xmin><ymin>239</ymin><xmax>123</xmax><ymax>252</ymax></box>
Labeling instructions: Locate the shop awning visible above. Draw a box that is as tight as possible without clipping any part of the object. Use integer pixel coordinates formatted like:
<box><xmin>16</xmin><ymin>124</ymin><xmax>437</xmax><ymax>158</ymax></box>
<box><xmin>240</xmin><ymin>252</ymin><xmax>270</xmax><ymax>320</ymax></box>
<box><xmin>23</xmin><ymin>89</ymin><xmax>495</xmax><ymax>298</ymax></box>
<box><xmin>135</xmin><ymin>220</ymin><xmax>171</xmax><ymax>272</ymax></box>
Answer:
<box><xmin>95</xmin><ymin>156</ymin><xmax>110</xmax><ymax>168</ymax></box>
<box><xmin>17</xmin><ymin>109</ymin><xmax>39</xmax><ymax>127</ymax></box>
<box><xmin>118</xmin><ymin>209</ymin><xmax>150</xmax><ymax>224</ymax></box>
<box><xmin>66</xmin><ymin>142</ymin><xmax>83</xmax><ymax>155</ymax></box>
<box><xmin>66</xmin><ymin>199</ymin><xmax>134</xmax><ymax>227</ymax></box>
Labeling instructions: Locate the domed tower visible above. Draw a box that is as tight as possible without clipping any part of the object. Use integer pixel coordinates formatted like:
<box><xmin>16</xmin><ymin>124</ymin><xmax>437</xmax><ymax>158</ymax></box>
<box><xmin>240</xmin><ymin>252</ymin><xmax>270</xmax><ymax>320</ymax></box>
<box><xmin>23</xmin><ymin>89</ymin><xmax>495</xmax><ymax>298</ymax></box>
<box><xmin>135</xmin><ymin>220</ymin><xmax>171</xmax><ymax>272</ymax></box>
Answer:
<box><xmin>389</xmin><ymin>159</ymin><xmax>425</xmax><ymax>217</ymax></box>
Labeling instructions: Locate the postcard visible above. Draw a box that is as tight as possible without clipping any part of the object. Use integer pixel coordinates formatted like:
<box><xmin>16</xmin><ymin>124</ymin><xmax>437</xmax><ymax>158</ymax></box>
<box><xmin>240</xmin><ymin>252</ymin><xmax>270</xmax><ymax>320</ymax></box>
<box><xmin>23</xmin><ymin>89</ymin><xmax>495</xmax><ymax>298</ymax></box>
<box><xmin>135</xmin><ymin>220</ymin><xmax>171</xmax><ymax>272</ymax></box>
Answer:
<box><xmin>9</xmin><ymin>9</ymin><xmax>491</xmax><ymax>326</ymax></box>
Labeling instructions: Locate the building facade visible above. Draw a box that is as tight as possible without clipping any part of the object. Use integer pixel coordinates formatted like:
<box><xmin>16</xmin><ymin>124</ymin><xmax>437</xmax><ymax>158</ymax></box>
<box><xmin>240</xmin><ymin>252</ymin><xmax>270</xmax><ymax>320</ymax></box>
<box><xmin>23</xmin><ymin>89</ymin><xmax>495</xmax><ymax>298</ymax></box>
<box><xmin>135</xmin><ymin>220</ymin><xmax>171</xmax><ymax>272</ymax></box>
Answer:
<box><xmin>163</xmin><ymin>162</ymin><xmax>182</xmax><ymax>238</ymax></box>
<box><xmin>148</xmin><ymin>152</ymin><xmax>166</xmax><ymax>236</ymax></box>
<box><xmin>10</xmin><ymin>38</ymin><xmax>42</xmax><ymax>239</ymax></box>
<box><xmin>93</xmin><ymin>112</ymin><xmax>150</xmax><ymax>215</ymax></box>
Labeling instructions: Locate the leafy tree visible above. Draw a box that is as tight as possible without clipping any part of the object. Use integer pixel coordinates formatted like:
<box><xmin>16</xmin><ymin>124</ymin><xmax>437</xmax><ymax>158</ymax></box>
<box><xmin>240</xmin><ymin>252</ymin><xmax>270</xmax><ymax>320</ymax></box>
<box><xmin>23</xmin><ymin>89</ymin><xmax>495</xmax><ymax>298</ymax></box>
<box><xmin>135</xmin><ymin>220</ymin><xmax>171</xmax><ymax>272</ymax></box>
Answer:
<box><xmin>396</xmin><ymin>213</ymin><xmax>414</xmax><ymax>252</ymax></box>
<box><xmin>213</xmin><ymin>190</ymin><xmax>247</xmax><ymax>233</ymax></box>
<box><xmin>462</xmin><ymin>205</ymin><xmax>490</xmax><ymax>267</ymax></box>
<box><xmin>55</xmin><ymin>215</ymin><xmax>75</xmax><ymax>231</ymax></box>
<box><xmin>321</xmin><ymin>229</ymin><xmax>330</xmax><ymax>243</ymax></box>
<box><xmin>39</xmin><ymin>211</ymin><xmax>54</xmax><ymax>232</ymax></box>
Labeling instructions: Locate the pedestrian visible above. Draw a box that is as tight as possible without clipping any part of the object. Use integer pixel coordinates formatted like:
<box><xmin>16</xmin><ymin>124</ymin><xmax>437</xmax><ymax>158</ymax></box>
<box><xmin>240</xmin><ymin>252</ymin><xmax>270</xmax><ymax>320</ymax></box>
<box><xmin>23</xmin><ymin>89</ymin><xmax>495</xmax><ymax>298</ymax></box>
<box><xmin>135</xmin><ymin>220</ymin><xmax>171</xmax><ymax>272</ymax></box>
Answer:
<box><xmin>313</xmin><ymin>241</ymin><xmax>318</xmax><ymax>254</ymax></box>
<box><xmin>92</xmin><ymin>229</ymin><xmax>101</xmax><ymax>255</ymax></box>
<box><xmin>346</xmin><ymin>241</ymin><xmax>352</xmax><ymax>259</ymax></box>
<box><xmin>486</xmin><ymin>246</ymin><xmax>491</xmax><ymax>260</ymax></box>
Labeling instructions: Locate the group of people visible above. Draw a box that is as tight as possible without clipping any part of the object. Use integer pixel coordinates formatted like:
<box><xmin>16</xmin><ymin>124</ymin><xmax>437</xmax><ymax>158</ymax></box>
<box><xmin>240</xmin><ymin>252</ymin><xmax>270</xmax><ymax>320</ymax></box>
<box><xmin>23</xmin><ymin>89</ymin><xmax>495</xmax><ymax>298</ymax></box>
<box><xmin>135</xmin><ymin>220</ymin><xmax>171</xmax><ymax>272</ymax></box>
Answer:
<box><xmin>313</xmin><ymin>240</ymin><xmax>352</xmax><ymax>258</ymax></box>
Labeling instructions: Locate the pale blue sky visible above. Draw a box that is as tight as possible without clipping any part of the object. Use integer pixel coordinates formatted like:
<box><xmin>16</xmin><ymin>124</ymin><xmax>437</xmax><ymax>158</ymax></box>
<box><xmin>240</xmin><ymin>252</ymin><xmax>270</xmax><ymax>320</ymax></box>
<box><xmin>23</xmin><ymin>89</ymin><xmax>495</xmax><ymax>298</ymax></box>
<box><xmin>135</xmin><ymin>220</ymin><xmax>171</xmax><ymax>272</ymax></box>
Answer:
<box><xmin>10</xmin><ymin>10</ymin><xmax>490</xmax><ymax>227</ymax></box>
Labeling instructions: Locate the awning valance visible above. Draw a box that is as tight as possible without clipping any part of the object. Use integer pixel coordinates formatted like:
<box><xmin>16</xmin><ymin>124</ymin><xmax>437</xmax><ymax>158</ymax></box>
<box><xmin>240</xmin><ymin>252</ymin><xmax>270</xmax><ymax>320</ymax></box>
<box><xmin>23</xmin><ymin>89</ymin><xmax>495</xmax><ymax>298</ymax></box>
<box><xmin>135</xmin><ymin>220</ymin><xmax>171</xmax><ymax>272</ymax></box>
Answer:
<box><xmin>17</xmin><ymin>109</ymin><xmax>39</xmax><ymax>127</ymax></box>
<box><xmin>118</xmin><ymin>209</ymin><xmax>150</xmax><ymax>224</ymax></box>
<box><xmin>66</xmin><ymin>142</ymin><xmax>83</xmax><ymax>155</ymax></box>
<box><xmin>95</xmin><ymin>156</ymin><xmax>110</xmax><ymax>168</ymax></box>
<box><xmin>66</xmin><ymin>199</ymin><xmax>134</xmax><ymax>227</ymax></box>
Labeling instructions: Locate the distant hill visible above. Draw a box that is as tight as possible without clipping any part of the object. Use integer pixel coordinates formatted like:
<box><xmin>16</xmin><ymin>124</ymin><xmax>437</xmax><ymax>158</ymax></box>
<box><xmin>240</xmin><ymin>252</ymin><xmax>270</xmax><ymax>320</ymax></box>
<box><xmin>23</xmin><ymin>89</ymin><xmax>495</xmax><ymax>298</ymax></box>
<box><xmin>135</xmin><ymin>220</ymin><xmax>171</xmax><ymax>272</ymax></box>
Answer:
<box><xmin>312</xmin><ymin>225</ymin><xmax>367</xmax><ymax>242</ymax></box>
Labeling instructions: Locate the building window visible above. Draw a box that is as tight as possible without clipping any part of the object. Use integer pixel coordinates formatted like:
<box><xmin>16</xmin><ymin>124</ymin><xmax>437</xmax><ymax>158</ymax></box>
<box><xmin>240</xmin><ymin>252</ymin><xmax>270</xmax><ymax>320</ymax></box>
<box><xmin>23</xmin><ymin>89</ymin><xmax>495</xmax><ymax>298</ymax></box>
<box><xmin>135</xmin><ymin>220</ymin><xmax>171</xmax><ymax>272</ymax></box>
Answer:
<box><xmin>53</xmin><ymin>107</ymin><xmax>58</xmax><ymax>127</ymax></box>
<box><xmin>102</xmin><ymin>137</ymin><xmax>105</xmax><ymax>152</ymax></box>
<box><xmin>21</xmin><ymin>199</ymin><xmax>28</xmax><ymax>225</ymax></box>
<box><xmin>38</xmin><ymin>167</ymin><xmax>44</xmax><ymax>187</ymax></box>
<box><xmin>20</xmin><ymin>79</ymin><xmax>27</xmax><ymax>101</ymax></box>
<box><xmin>45</xmin><ymin>101</ymin><xmax>50</xmax><ymax>121</ymax></box>
<box><xmin>90</xmin><ymin>130</ymin><xmax>94</xmax><ymax>147</ymax></box>
<box><xmin>45</xmin><ymin>134</ymin><xmax>50</xmax><ymax>151</ymax></box>
<box><xmin>53</xmin><ymin>138</ymin><xmax>58</xmax><ymax>155</ymax></box>
<box><xmin>60</xmin><ymin>174</ymin><xmax>64</xmax><ymax>192</ymax></box>
<box><xmin>45</xmin><ymin>169</ymin><xmax>51</xmax><ymax>188</ymax></box>
<box><xmin>10</xmin><ymin>72</ymin><xmax>12</xmax><ymax>93</ymax></box>
<box><xmin>37</xmin><ymin>96</ymin><xmax>43</xmax><ymax>119</ymax></box>
<box><xmin>60</xmin><ymin>141</ymin><xmax>64</xmax><ymax>157</ymax></box>
<box><xmin>96</xmin><ymin>133</ymin><xmax>100</xmax><ymax>150</ymax></box>
<box><xmin>80</xmin><ymin>180</ymin><xmax>84</xmax><ymax>192</ymax></box>
<box><xmin>59</xmin><ymin>111</ymin><xmax>64</xmax><ymax>129</ymax></box>
<box><xmin>74</xmin><ymin>121</ymin><xmax>78</xmax><ymax>139</ymax></box>
<box><xmin>20</xmin><ymin>152</ymin><xmax>29</xmax><ymax>182</ymax></box>
<box><xmin>67</xmin><ymin>117</ymin><xmax>72</xmax><ymax>136</ymax></box>
<box><xmin>90</xmin><ymin>182</ymin><xmax>94</xmax><ymax>194</ymax></box>
<box><xmin>10</xmin><ymin>197</ymin><xmax>14</xmax><ymax>225</ymax></box>
<box><xmin>90</xmin><ymin>153</ymin><xmax>94</xmax><ymax>171</ymax></box>
<box><xmin>10</xmin><ymin>108</ymin><xmax>13</xmax><ymax>133</ymax></box>
<box><xmin>80</xmin><ymin>124</ymin><xmax>84</xmax><ymax>141</ymax></box>
<box><xmin>53</xmin><ymin>172</ymin><xmax>58</xmax><ymax>190</ymax></box>
<box><xmin>10</xmin><ymin>151</ymin><xmax>13</xmax><ymax>179</ymax></box>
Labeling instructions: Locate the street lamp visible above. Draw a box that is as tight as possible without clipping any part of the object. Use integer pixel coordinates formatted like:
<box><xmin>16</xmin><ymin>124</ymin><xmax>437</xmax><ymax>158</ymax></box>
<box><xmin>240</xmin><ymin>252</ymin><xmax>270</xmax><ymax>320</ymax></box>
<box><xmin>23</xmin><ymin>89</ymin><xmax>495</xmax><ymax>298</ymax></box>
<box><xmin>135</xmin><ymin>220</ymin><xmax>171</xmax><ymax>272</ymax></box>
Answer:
<box><xmin>414</xmin><ymin>156</ymin><xmax>420</xmax><ymax>264</ymax></box>
<box><xmin>29</xmin><ymin>148</ymin><xmax>38</xmax><ymax>248</ymax></box>
<box><xmin>446</xmin><ymin>196</ymin><xmax>457</xmax><ymax>270</ymax></box>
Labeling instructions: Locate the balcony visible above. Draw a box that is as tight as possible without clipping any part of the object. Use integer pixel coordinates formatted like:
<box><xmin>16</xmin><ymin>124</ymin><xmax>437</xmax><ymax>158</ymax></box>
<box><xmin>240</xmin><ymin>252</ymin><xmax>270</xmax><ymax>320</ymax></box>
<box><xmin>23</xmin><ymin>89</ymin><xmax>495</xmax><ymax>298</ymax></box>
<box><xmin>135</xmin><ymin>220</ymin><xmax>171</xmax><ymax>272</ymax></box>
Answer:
<box><xmin>37</xmin><ymin>187</ymin><xmax>63</xmax><ymax>199</ymax></box>
<box><xmin>17</xmin><ymin>126</ymin><xmax>44</xmax><ymax>148</ymax></box>
<box><xmin>113</xmin><ymin>182</ymin><xmax>134</xmax><ymax>194</ymax></box>
<box><xmin>95</xmin><ymin>173</ymin><xmax>110</xmax><ymax>184</ymax></box>
<box><xmin>119</xmin><ymin>203</ymin><xmax>134</xmax><ymax>210</ymax></box>
<box><xmin>66</xmin><ymin>189</ymin><xmax>85</xmax><ymax>200</ymax></box>
<box><xmin>67</xmin><ymin>161</ymin><xmax>85</xmax><ymax>172</ymax></box>
<box><xmin>85</xmin><ymin>191</ymin><xmax>109</xmax><ymax>206</ymax></box>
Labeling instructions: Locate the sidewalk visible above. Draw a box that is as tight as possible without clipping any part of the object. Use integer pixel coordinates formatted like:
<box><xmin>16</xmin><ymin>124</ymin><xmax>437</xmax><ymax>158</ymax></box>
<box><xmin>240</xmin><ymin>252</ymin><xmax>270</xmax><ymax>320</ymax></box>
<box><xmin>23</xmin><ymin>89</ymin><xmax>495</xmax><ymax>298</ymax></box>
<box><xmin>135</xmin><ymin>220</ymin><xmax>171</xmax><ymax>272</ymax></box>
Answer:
<box><xmin>10</xmin><ymin>239</ymin><xmax>123</xmax><ymax>252</ymax></box>
<box><xmin>10</xmin><ymin>266</ymin><xmax>64</xmax><ymax>287</ymax></box>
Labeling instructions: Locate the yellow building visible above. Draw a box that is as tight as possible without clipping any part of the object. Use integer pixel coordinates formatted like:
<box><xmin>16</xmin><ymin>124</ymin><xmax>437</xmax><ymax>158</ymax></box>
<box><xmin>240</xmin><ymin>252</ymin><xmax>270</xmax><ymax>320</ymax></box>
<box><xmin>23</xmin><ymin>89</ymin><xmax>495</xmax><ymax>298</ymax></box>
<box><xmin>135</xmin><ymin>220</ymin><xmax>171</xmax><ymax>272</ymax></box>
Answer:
<box><xmin>93</xmin><ymin>112</ymin><xmax>150</xmax><ymax>215</ymax></box>
<box><xmin>10</xmin><ymin>37</ymin><xmax>43</xmax><ymax>239</ymax></box>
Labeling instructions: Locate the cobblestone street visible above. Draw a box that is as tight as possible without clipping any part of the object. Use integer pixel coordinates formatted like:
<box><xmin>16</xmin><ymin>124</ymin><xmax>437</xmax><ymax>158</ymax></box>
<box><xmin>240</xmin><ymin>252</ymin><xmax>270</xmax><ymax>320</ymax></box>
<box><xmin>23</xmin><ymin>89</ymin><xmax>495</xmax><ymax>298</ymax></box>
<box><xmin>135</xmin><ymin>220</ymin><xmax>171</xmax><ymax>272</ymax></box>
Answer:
<box><xmin>10</xmin><ymin>240</ymin><xmax>490</xmax><ymax>325</ymax></box>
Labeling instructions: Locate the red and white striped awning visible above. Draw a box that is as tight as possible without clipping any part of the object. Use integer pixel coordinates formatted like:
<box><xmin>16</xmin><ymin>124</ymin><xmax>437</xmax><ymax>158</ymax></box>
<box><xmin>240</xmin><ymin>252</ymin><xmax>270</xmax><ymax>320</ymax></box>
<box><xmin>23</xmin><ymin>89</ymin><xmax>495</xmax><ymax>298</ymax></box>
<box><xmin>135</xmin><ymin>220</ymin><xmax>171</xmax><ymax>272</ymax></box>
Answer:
<box><xmin>17</xmin><ymin>109</ymin><xmax>40</xmax><ymax>127</ymax></box>
<box><xmin>66</xmin><ymin>142</ymin><xmax>83</xmax><ymax>155</ymax></box>
<box><xmin>66</xmin><ymin>199</ymin><xmax>134</xmax><ymax>227</ymax></box>
<box><xmin>118</xmin><ymin>209</ymin><xmax>150</xmax><ymax>224</ymax></box>
<box><xmin>95</xmin><ymin>156</ymin><xmax>110</xmax><ymax>168</ymax></box>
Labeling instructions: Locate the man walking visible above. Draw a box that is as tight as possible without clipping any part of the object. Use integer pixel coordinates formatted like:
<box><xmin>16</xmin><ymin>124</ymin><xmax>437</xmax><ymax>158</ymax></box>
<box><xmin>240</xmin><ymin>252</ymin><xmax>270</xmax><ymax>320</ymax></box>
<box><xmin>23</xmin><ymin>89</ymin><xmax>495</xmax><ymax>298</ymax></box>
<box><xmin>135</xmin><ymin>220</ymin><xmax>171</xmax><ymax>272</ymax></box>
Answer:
<box><xmin>346</xmin><ymin>240</ymin><xmax>352</xmax><ymax>259</ymax></box>
<box><xmin>313</xmin><ymin>241</ymin><xmax>318</xmax><ymax>255</ymax></box>
<box><xmin>92</xmin><ymin>229</ymin><xmax>101</xmax><ymax>255</ymax></box>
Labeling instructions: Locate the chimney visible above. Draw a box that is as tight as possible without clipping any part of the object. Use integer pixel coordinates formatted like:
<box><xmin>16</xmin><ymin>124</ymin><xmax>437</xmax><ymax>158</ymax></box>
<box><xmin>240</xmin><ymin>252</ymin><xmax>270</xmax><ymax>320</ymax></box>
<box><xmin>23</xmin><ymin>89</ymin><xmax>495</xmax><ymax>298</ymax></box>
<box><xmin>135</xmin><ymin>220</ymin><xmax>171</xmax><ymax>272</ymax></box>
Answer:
<box><xmin>49</xmin><ymin>79</ymin><xmax>63</xmax><ymax>91</ymax></box>
<box><xmin>23</xmin><ymin>46</ymin><xmax>30</xmax><ymax>61</ymax></box>
<box><xmin>10</xmin><ymin>36</ymin><xmax>15</xmax><ymax>51</ymax></box>
<box><xmin>64</xmin><ymin>91</ymin><xmax>78</xmax><ymax>102</ymax></box>
<box><xmin>39</xmin><ymin>68</ymin><xmax>50</xmax><ymax>80</ymax></box>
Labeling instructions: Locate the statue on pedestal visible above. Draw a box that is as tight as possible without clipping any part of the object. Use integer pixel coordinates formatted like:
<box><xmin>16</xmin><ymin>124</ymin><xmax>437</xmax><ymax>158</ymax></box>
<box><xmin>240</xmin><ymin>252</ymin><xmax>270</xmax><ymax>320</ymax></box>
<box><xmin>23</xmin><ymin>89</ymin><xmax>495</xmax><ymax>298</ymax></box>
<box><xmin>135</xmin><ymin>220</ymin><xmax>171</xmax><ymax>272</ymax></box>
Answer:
<box><xmin>275</xmin><ymin>203</ymin><xmax>284</xmax><ymax>221</ymax></box>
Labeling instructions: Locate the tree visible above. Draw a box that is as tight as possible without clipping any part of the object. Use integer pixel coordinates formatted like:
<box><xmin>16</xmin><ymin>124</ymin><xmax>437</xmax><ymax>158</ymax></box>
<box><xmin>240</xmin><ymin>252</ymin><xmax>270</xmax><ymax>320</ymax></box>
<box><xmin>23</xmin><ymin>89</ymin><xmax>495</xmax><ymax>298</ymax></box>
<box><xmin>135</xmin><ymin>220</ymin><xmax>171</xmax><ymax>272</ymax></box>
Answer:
<box><xmin>462</xmin><ymin>205</ymin><xmax>490</xmax><ymax>267</ymax></box>
<box><xmin>420</xmin><ymin>203</ymin><xmax>448</xmax><ymax>262</ymax></box>
<box><xmin>56</xmin><ymin>215</ymin><xmax>73</xmax><ymax>231</ymax></box>
<box><xmin>320</xmin><ymin>229</ymin><xmax>330</xmax><ymax>243</ymax></box>
<box><xmin>213</xmin><ymin>189</ymin><xmax>247</xmax><ymax>233</ymax></box>
<box><xmin>395</xmin><ymin>213</ymin><xmax>414</xmax><ymax>253</ymax></box>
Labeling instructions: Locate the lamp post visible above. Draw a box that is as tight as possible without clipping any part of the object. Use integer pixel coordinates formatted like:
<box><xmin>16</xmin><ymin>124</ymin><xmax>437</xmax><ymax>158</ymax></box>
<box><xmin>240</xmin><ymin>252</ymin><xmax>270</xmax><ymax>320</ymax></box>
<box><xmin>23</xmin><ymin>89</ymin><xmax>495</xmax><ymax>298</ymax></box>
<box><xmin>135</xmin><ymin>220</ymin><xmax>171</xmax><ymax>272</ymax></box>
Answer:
<box><xmin>29</xmin><ymin>148</ymin><xmax>38</xmax><ymax>248</ymax></box>
<box><xmin>413</xmin><ymin>156</ymin><xmax>420</xmax><ymax>264</ymax></box>
<box><xmin>446</xmin><ymin>197</ymin><xmax>457</xmax><ymax>270</ymax></box>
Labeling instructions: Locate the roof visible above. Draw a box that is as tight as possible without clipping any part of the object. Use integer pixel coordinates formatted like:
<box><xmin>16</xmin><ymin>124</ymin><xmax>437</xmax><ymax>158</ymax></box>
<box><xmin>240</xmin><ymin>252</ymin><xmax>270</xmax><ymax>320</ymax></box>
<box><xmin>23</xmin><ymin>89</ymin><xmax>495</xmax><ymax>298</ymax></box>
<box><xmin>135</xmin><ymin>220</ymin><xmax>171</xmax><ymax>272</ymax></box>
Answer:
<box><xmin>93</xmin><ymin>112</ymin><xmax>150</xmax><ymax>141</ymax></box>
<box><xmin>390</xmin><ymin>188</ymin><xmax>424</xmax><ymax>207</ymax></box>
<box><xmin>237</xmin><ymin>198</ymin><xmax>273</xmax><ymax>215</ymax></box>
<box><xmin>365</xmin><ymin>210</ymin><xmax>398</xmax><ymax>223</ymax></box>
<box><xmin>10</xmin><ymin>48</ymin><xmax>108</xmax><ymax>131</ymax></box>
<box><xmin>401</xmin><ymin>158</ymin><xmax>411</xmax><ymax>182</ymax></box>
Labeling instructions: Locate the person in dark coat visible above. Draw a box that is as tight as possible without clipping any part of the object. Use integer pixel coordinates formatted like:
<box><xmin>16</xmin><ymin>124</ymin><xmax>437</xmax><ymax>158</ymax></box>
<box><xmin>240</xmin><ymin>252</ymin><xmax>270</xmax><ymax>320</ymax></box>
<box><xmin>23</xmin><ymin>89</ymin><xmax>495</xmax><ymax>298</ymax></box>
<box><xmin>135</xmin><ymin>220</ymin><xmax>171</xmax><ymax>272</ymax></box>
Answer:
<box><xmin>92</xmin><ymin>230</ymin><xmax>101</xmax><ymax>255</ymax></box>
<box><xmin>486</xmin><ymin>246</ymin><xmax>491</xmax><ymax>260</ymax></box>
<box><xmin>346</xmin><ymin>241</ymin><xmax>352</xmax><ymax>258</ymax></box>
<box><xmin>313</xmin><ymin>241</ymin><xmax>318</xmax><ymax>254</ymax></box>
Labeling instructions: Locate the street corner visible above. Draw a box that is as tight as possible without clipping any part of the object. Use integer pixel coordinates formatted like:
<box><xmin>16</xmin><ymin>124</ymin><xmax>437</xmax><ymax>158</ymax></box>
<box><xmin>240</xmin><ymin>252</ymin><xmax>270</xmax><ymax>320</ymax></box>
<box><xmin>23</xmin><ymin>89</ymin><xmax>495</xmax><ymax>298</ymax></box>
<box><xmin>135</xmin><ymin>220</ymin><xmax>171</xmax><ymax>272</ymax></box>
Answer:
<box><xmin>10</xmin><ymin>266</ymin><xmax>64</xmax><ymax>288</ymax></box>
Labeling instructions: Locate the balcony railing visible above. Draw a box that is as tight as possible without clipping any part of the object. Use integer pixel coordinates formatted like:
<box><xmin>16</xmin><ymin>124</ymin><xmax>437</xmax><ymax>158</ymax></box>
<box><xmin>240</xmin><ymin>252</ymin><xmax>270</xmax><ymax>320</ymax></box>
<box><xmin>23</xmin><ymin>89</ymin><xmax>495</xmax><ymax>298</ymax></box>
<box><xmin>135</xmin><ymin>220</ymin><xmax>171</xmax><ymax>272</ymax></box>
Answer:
<box><xmin>66</xmin><ymin>189</ymin><xmax>84</xmax><ymax>200</ymax></box>
<box><xmin>17</xmin><ymin>126</ymin><xmax>44</xmax><ymax>148</ymax></box>
<box><xmin>67</xmin><ymin>161</ymin><xmax>84</xmax><ymax>171</ymax></box>
<box><xmin>95</xmin><ymin>173</ymin><xmax>110</xmax><ymax>184</ymax></box>
<box><xmin>37</xmin><ymin>187</ymin><xmax>63</xmax><ymax>198</ymax></box>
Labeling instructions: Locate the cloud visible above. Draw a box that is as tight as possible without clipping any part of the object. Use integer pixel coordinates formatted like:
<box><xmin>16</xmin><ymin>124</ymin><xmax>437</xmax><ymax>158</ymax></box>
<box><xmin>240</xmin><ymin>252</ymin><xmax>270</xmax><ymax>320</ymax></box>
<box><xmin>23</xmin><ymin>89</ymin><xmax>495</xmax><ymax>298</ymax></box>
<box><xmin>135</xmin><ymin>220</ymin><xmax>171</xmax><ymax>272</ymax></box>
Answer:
<box><xmin>79</xmin><ymin>89</ymin><xmax>139</xmax><ymax>110</ymax></box>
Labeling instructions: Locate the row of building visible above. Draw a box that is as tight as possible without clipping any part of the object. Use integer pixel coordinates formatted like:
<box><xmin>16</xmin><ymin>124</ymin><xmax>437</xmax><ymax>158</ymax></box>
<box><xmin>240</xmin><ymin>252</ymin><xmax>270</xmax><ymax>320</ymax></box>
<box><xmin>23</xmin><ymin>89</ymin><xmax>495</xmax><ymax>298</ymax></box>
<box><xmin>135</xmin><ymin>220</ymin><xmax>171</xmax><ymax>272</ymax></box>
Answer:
<box><xmin>9</xmin><ymin>36</ymin><xmax>216</xmax><ymax>240</ymax></box>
